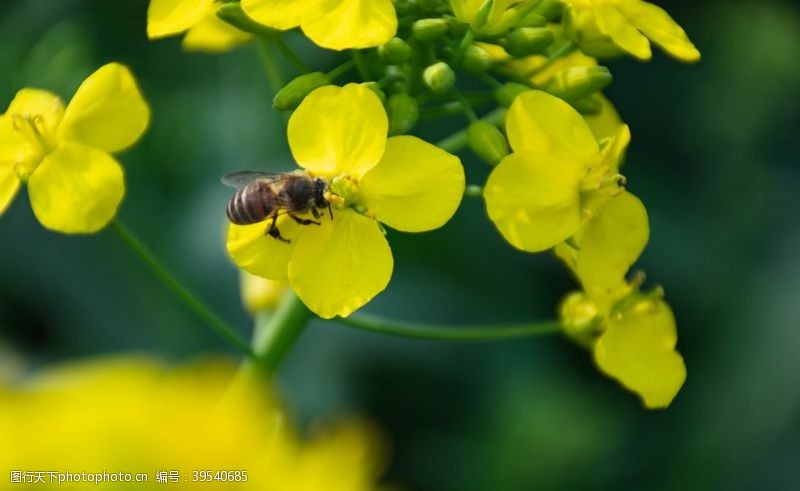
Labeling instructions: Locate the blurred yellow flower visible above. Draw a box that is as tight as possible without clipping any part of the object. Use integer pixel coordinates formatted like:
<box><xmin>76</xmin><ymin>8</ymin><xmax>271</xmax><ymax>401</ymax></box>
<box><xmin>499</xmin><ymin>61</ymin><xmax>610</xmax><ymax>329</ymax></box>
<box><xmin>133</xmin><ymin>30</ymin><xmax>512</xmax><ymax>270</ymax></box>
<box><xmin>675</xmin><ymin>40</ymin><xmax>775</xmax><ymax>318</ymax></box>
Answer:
<box><xmin>147</xmin><ymin>0</ymin><xmax>252</xmax><ymax>53</ymax></box>
<box><xmin>563</xmin><ymin>0</ymin><xmax>700</xmax><ymax>62</ymax></box>
<box><xmin>228</xmin><ymin>84</ymin><xmax>464</xmax><ymax>319</ymax></box>
<box><xmin>483</xmin><ymin>90</ymin><xmax>631</xmax><ymax>255</ymax></box>
<box><xmin>0</xmin><ymin>63</ymin><xmax>149</xmax><ymax>234</ymax></box>
<box><xmin>240</xmin><ymin>272</ymin><xmax>288</xmax><ymax>314</ymax></box>
<box><xmin>241</xmin><ymin>0</ymin><xmax>397</xmax><ymax>51</ymax></box>
<box><xmin>0</xmin><ymin>356</ymin><xmax>386</xmax><ymax>490</ymax></box>
<box><xmin>560</xmin><ymin>281</ymin><xmax>686</xmax><ymax>409</ymax></box>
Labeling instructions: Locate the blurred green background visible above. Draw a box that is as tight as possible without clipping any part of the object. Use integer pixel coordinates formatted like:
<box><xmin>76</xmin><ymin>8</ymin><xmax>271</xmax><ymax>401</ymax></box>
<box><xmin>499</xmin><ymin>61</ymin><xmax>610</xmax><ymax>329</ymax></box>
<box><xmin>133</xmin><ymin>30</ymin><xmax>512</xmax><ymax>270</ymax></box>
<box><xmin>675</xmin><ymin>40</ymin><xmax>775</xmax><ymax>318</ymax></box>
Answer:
<box><xmin>1</xmin><ymin>1</ymin><xmax>799</xmax><ymax>489</ymax></box>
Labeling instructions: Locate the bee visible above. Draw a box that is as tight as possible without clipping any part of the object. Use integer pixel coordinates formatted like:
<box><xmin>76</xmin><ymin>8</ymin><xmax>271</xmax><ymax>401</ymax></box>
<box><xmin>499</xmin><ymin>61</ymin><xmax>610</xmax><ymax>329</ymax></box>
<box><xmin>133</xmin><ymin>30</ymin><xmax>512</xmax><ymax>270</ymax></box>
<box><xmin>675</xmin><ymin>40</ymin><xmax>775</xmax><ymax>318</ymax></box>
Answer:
<box><xmin>222</xmin><ymin>171</ymin><xmax>332</xmax><ymax>243</ymax></box>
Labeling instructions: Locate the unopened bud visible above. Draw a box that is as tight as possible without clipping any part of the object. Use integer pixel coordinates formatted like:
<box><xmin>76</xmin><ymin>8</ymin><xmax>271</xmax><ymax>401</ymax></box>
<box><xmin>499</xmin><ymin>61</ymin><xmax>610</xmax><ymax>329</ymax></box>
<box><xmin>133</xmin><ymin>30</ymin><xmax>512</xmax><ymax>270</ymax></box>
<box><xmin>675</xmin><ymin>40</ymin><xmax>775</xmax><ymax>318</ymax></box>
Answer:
<box><xmin>413</xmin><ymin>18</ymin><xmax>449</xmax><ymax>42</ymax></box>
<box><xmin>471</xmin><ymin>0</ymin><xmax>496</xmax><ymax>31</ymax></box>
<box><xmin>423</xmin><ymin>62</ymin><xmax>456</xmax><ymax>94</ymax></box>
<box><xmin>495</xmin><ymin>82</ymin><xmax>530</xmax><ymax>107</ymax></box>
<box><xmin>240</xmin><ymin>273</ymin><xmax>288</xmax><ymax>315</ymax></box>
<box><xmin>544</xmin><ymin>66</ymin><xmax>612</xmax><ymax>101</ymax></box>
<box><xmin>515</xmin><ymin>12</ymin><xmax>547</xmax><ymax>28</ymax></box>
<box><xmin>462</xmin><ymin>44</ymin><xmax>493</xmax><ymax>72</ymax></box>
<box><xmin>378</xmin><ymin>37</ymin><xmax>412</xmax><ymax>64</ymax></box>
<box><xmin>273</xmin><ymin>72</ymin><xmax>330</xmax><ymax>111</ymax></box>
<box><xmin>387</xmin><ymin>93</ymin><xmax>419</xmax><ymax>135</ymax></box>
<box><xmin>570</xmin><ymin>96</ymin><xmax>603</xmax><ymax>115</ymax></box>
<box><xmin>559</xmin><ymin>291</ymin><xmax>600</xmax><ymax>346</ymax></box>
<box><xmin>467</xmin><ymin>121</ymin><xmax>509</xmax><ymax>165</ymax></box>
<box><xmin>505</xmin><ymin>27</ymin><xmax>555</xmax><ymax>57</ymax></box>
<box><xmin>529</xmin><ymin>0</ymin><xmax>563</xmax><ymax>21</ymax></box>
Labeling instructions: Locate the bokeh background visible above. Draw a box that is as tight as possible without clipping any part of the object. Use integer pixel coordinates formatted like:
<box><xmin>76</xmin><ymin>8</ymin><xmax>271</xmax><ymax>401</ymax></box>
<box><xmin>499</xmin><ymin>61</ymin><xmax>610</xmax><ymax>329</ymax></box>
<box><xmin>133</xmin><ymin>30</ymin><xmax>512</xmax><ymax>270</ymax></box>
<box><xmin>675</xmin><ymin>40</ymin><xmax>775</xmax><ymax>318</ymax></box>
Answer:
<box><xmin>1</xmin><ymin>1</ymin><xmax>799</xmax><ymax>489</ymax></box>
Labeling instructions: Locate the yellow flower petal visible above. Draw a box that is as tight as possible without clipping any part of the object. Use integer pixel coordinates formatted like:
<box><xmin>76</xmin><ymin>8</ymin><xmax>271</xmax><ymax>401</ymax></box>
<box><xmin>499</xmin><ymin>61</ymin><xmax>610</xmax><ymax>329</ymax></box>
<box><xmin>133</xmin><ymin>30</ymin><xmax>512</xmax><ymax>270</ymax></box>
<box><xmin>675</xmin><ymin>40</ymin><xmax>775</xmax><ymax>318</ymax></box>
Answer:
<box><xmin>303</xmin><ymin>0</ymin><xmax>397</xmax><ymax>50</ymax></box>
<box><xmin>574</xmin><ymin>191</ymin><xmax>649</xmax><ymax>289</ymax></box>
<box><xmin>227</xmin><ymin>217</ymin><xmax>302</xmax><ymax>281</ymax></box>
<box><xmin>182</xmin><ymin>13</ymin><xmax>253</xmax><ymax>53</ymax></box>
<box><xmin>598</xmin><ymin>123</ymin><xmax>631</xmax><ymax>171</ymax></box>
<box><xmin>147</xmin><ymin>0</ymin><xmax>213</xmax><ymax>39</ymax></box>
<box><xmin>593</xmin><ymin>4</ymin><xmax>651</xmax><ymax>61</ymax></box>
<box><xmin>5</xmin><ymin>88</ymin><xmax>65</xmax><ymax>132</ymax></box>
<box><xmin>0</xmin><ymin>115</ymin><xmax>33</xmax><ymax>184</ymax></box>
<box><xmin>288</xmin><ymin>210</ymin><xmax>392</xmax><ymax>319</ymax></box>
<box><xmin>288</xmin><ymin>84</ymin><xmax>387</xmax><ymax>178</ymax></box>
<box><xmin>359</xmin><ymin>136</ymin><xmax>464</xmax><ymax>233</ymax></box>
<box><xmin>583</xmin><ymin>94</ymin><xmax>623</xmax><ymax>143</ymax></box>
<box><xmin>620</xmin><ymin>1</ymin><xmax>700</xmax><ymax>62</ymax></box>
<box><xmin>484</xmin><ymin>151</ymin><xmax>584</xmax><ymax>252</ymax></box>
<box><xmin>241</xmin><ymin>0</ymin><xmax>310</xmax><ymax>31</ymax></box>
<box><xmin>506</xmin><ymin>90</ymin><xmax>599</xmax><ymax>165</ymax></box>
<box><xmin>27</xmin><ymin>143</ymin><xmax>124</xmax><ymax>234</ymax></box>
<box><xmin>0</xmin><ymin>156</ymin><xmax>20</xmax><ymax>217</ymax></box>
<box><xmin>594</xmin><ymin>298</ymin><xmax>686</xmax><ymax>408</ymax></box>
<box><xmin>58</xmin><ymin>63</ymin><xmax>150</xmax><ymax>153</ymax></box>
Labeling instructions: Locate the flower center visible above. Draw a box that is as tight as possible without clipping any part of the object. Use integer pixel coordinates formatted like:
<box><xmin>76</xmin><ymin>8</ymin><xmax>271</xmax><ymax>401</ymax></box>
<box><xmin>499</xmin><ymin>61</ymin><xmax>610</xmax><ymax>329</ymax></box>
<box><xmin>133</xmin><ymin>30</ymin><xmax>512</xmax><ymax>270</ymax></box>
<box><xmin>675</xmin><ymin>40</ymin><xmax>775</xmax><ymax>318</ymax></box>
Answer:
<box><xmin>324</xmin><ymin>174</ymin><xmax>368</xmax><ymax>214</ymax></box>
<box><xmin>10</xmin><ymin>113</ymin><xmax>57</xmax><ymax>179</ymax></box>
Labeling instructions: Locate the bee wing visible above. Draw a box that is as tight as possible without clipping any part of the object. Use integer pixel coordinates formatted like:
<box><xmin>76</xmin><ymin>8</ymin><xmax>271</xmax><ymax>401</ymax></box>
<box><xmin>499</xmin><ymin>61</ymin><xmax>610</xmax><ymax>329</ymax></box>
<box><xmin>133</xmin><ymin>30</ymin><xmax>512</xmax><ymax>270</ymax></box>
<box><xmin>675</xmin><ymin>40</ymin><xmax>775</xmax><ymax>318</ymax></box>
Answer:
<box><xmin>221</xmin><ymin>171</ymin><xmax>286</xmax><ymax>189</ymax></box>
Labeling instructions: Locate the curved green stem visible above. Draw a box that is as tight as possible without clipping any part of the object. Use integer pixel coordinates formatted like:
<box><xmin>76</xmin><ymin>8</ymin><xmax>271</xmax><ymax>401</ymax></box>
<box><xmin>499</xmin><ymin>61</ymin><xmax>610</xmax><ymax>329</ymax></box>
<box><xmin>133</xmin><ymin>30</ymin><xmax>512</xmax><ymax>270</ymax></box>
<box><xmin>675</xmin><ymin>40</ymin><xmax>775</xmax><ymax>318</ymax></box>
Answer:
<box><xmin>250</xmin><ymin>291</ymin><xmax>312</xmax><ymax>371</ymax></box>
<box><xmin>273</xmin><ymin>36</ymin><xmax>309</xmax><ymax>73</ymax></box>
<box><xmin>351</xmin><ymin>50</ymin><xmax>372</xmax><ymax>81</ymax></box>
<box><xmin>337</xmin><ymin>313</ymin><xmax>562</xmax><ymax>341</ymax></box>
<box><xmin>110</xmin><ymin>220</ymin><xmax>254</xmax><ymax>357</ymax></box>
<box><xmin>257</xmin><ymin>39</ymin><xmax>284</xmax><ymax>94</ymax></box>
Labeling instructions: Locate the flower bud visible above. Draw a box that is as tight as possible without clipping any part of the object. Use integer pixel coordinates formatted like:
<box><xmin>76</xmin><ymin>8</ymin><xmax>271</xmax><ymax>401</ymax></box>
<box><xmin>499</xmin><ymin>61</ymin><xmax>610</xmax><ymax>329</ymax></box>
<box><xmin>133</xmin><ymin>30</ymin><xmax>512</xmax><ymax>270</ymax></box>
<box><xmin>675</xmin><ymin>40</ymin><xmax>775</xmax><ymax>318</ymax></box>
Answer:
<box><xmin>544</xmin><ymin>66</ymin><xmax>612</xmax><ymax>101</ymax></box>
<box><xmin>515</xmin><ymin>12</ymin><xmax>547</xmax><ymax>28</ymax></box>
<box><xmin>495</xmin><ymin>82</ymin><xmax>529</xmax><ymax>107</ymax></box>
<box><xmin>378</xmin><ymin>37</ymin><xmax>412</xmax><ymax>64</ymax></box>
<box><xmin>387</xmin><ymin>93</ymin><xmax>419</xmax><ymax>135</ymax></box>
<box><xmin>462</xmin><ymin>44</ymin><xmax>493</xmax><ymax>72</ymax></box>
<box><xmin>529</xmin><ymin>0</ymin><xmax>563</xmax><ymax>21</ymax></box>
<box><xmin>570</xmin><ymin>96</ymin><xmax>603</xmax><ymax>115</ymax></box>
<box><xmin>559</xmin><ymin>291</ymin><xmax>600</xmax><ymax>347</ymax></box>
<box><xmin>423</xmin><ymin>62</ymin><xmax>456</xmax><ymax>94</ymax></box>
<box><xmin>273</xmin><ymin>72</ymin><xmax>330</xmax><ymax>111</ymax></box>
<box><xmin>362</xmin><ymin>81</ymin><xmax>387</xmax><ymax>104</ymax></box>
<box><xmin>413</xmin><ymin>18</ymin><xmax>450</xmax><ymax>42</ymax></box>
<box><xmin>504</xmin><ymin>27</ymin><xmax>555</xmax><ymax>57</ymax></box>
<box><xmin>471</xmin><ymin>0</ymin><xmax>495</xmax><ymax>32</ymax></box>
<box><xmin>467</xmin><ymin>121</ymin><xmax>509</xmax><ymax>165</ymax></box>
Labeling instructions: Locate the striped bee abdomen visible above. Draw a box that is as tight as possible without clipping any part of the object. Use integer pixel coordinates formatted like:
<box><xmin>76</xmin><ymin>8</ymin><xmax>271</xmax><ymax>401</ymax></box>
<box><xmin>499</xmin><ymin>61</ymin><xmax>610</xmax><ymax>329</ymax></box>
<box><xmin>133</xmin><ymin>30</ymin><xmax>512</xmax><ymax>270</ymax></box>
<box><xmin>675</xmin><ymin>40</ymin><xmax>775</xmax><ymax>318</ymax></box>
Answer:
<box><xmin>226</xmin><ymin>181</ymin><xmax>278</xmax><ymax>225</ymax></box>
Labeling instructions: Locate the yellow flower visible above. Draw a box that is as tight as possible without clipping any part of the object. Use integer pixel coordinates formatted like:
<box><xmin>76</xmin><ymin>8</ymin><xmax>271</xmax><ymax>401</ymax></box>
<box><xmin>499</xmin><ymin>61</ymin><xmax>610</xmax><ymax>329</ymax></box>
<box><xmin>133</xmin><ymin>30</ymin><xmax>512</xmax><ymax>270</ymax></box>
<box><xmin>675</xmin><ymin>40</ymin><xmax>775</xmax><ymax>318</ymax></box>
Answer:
<box><xmin>449</xmin><ymin>0</ymin><xmax>525</xmax><ymax>34</ymax></box>
<box><xmin>563</xmin><ymin>0</ymin><xmax>700</xmax><ymax>62</ymax></box>
<box><xmin>0</xmin><ymin>356</ymin><xmax>385</xmax><ymax>490</ymax></box>
<box><xmin>0</xmin><ymin>63</ymin><xmax>149</xmax><ymax>234</ymax></box>
<box><xmin>483</xmin><ymin>90</ymin><xmax>631</xmax><ymax>254</ymax></box>
<box><xmin>241</xmin><ymin>0</ymin><xmax>397</xmax><ymax>51</ymax></box>
<box><xmin>227</xmin><ymin>84</ymin><xmax>464</xmax><ymax>319</ymax></box>
<box><xmin>560</xmin><ymin>281</ymin><xmax>686</xmax><ymax>408</ymax></box>
<box><xmin>147</xmin><ymin>0</ymin><xmax>252</xmax><ymax>53</ymax></box>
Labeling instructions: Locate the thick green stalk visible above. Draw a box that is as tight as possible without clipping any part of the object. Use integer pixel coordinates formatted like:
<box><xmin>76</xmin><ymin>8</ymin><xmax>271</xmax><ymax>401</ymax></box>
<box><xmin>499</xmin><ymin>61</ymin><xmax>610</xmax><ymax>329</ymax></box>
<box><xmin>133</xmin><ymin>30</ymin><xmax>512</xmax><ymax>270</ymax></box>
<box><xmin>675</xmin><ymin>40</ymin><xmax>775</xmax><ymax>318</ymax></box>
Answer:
<box><xmin>110</xmin><ymin>220</ymin><xmax>254</xmax><ymax>357</ymax></box>
<box><xmin>436</xmin><ymin>107</ymin><xmax>506</xmax><ymax>153</ymax></box>
<box><xmin>337</xmin><ymin>313</ymin><xmax>562</xmax><ymax>341</ymax></box>
<box><xmin>250</xmin><ymin>291</ymin><xmax>312</xmax><ymax>372</ymax></box>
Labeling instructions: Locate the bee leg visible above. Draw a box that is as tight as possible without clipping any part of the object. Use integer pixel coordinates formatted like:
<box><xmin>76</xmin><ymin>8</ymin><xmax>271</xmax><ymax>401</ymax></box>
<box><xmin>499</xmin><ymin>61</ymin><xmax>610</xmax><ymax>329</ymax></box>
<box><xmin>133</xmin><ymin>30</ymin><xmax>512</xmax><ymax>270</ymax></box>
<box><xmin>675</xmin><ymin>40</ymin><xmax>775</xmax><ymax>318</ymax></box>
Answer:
<box><xmin>288</xmin><ymin>213</ymin><xmax>320</xmax><ymax>226</ymax></box>
<box><xmin>311</xmin><ymin>208</ymin><xmax>321</xmax><ymax>219</ymax></box>
<box><xmin>265</xmin><ymin>214</ymin><xmax>290</xmax><ymax>243</ymax></box>
<box><xmin>327</xmin><ymin>203</ymin><xmax>334</xmax><ymax>220</ymax></box>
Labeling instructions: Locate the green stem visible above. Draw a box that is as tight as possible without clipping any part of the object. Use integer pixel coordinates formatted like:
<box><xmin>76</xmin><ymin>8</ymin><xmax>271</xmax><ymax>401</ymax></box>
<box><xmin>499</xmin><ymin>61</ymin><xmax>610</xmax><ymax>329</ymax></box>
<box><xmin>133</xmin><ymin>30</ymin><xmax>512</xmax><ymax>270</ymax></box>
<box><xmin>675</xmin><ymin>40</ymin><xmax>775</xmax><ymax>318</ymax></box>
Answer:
<box><xmin>337</xmin><ymin>313</ymin><xmax>562</xmax><ymax>341</ymax></box>
<box><xmin>453</xmin><ymin>89</ymin><xmax>479</xmax><ymax>122</ymax></box>
<box><xmin>250</xmin><ymin>291</ymin><xmax>312</xmax><ymax>371</ymax></box>
<box><xmin>273</xmin><ymin>36</ymin><xmax>309</xmax><ymax>73</ymax></box>
<box><xmin>257</xmin><ymin>40</ymin><xmax>284</xmax><ymax>94</ymax></box>
<box><xmin>351</xmin><ymin>50</ymin><xmax>372</xmax><ymax>81</ymax></box>
<box><xmin>436</xmin><ymin>107</ymin><xmax>506</xmax><ymax>153</ymax></box>
<box><xmin>110</xmin><ymin>220</ymin><xmax>254</xmax><ymax>357</ymax></box>
<box><xmin>451</xmin><ymin>28</ymin><xmax>476</xmax><ymax>68</ymax></box>
<box><xmin>327</xmin><ymin>60</ymin><xmax>356</xmax><ymax>81</ymax></box>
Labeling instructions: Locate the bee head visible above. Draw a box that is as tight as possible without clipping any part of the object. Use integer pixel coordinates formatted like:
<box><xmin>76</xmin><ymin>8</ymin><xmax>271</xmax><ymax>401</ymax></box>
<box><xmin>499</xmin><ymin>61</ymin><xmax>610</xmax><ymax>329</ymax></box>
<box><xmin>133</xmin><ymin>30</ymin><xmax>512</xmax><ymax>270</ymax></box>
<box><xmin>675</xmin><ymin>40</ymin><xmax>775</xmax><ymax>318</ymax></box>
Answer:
<box><xmin>313</xmin><ymin>177</ymin><xmax>328</xmax><ymax>207</ymax></box>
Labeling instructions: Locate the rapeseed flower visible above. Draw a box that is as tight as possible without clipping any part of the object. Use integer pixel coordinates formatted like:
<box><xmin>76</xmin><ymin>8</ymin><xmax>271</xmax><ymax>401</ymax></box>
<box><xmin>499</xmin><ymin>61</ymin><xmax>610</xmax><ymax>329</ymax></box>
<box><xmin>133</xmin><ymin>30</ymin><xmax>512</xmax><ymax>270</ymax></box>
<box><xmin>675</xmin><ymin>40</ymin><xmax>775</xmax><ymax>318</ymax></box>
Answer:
<box><xmin>0</xmin><ymin>356</ymin><xmax>385</xmax><ymax>490</ymax></box>
<box><xmin>147</xmin><ymin>0</ymin><xmax>252</xmax><ymax>53</ymax></box>
<box><xmin>449</xmin><ymin>0</ymin><xmax>525</xmax><ymax>34</ymax></box>
<box><xmin>241</xmin><ymin>0</ymin><xmax>397</xmax><ymax>51</ymax></box>
<box><xmin>227</xmin><ymin>84</ymin><xmax>464</xmax><ymax>319</ymax></box>
<box><xmin>563</xmin><ymin>0</ymin><xmax>700</xmax><ymax>62</ymax></box>
<box><xmin>483</xmin><ymin>89</ymin><xmax>631</xmax><ymax>254</ymax></box>
<box><xmin>0</xmin><ymin>63</ymin><xmax>149</xmax><ymax>234</ymax></box>
<box><xmin>560</xmin><ymin>278</ymin><xmax>686</xmax><ymax>408</ymax></box>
